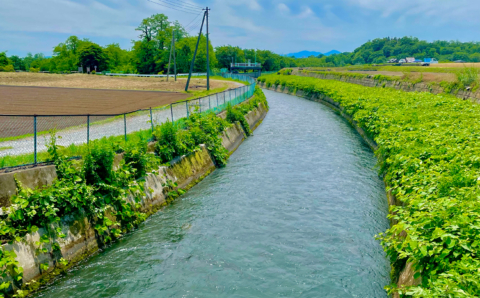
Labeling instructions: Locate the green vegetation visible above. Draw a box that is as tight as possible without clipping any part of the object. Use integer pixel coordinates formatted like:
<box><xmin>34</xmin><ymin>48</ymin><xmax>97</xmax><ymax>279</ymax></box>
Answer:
<box><xmin>315</xmin><ymin>37</ymin><xmax>480</xmax><ymax>66</ymax></box>
<box><xmin>259</xmin><ymin>74</ymin><xmax>480</xmax><ymax>297</ymax></box>
<box><xmin>0</xmin><ymin>86</ymin><xmax>267</xmax><ymax>297</ymax></box>
<box><xmin>455</xmin><ymin>67</ymin><xmax>479</xmax><ymax>87</ymax></box>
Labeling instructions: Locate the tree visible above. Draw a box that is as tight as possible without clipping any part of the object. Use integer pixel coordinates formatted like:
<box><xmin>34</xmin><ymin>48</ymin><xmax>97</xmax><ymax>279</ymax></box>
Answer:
<box><xmin>77</xmin><ymin>43</ymin><xmax>107</xmax><ymax>71</ymax></box>
<box><xmin>133</xmin><ymin>40</ymin><xmax>157</xmax><ymax>74</ymax></box>
<box><xmin>0</xmin><ymin>52</ymin><xmax>8</xmax><ymax>67</ymax></box>
<box><xmin>8</xmin><ymin>55</ymin><xmax>25</xmax><ymax>71</ymax></box>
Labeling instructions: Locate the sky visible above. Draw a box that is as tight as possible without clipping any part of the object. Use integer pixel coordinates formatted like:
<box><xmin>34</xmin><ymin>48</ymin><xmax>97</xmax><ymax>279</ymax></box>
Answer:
<box><xmin>1</xmin><ymin>0</ymin><xmax>480</xmax><ymax>57</ymax></box>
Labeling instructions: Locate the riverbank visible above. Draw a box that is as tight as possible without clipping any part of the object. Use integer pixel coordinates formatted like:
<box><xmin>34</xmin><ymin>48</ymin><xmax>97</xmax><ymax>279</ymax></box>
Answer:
<box><xmin>0</xmin><ymin>88</ymin><xmax>268</xmax><ymax>297</ymax></box>
<box><xmin>259</xmin><ymin>74</ymin><xmax>480</xmax><ymax>297</ymax></box>
<box><xmin>291</xmin><ymin>68</ymin><xmax>480</xmax><ymax>103</ymax></box>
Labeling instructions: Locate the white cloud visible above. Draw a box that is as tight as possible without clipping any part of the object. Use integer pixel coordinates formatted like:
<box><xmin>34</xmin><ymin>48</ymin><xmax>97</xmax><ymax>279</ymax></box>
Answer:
<box><xmin>297</xmin><ymin>6</ymin><xmax>315</xmax><ymax>19</ymax></box>
<box><xmin>277</xmin><ymin>3</ymin><xmax>290</xmax><ymax>14</ymax></box>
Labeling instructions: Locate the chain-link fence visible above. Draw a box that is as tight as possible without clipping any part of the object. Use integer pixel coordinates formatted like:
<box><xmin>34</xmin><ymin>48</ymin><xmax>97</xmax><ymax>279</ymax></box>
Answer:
<box><xmin>0</xmin><ymin>74</ymin><xmax>256</xmax><ymax>170</ymax></box>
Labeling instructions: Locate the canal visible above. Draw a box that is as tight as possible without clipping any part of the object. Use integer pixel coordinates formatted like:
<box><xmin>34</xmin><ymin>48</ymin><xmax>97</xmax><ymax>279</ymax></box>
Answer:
<box><xmin>33</xmin><ymin>89</ymin><xmax>390</xmax><ymax>297</ymax></box>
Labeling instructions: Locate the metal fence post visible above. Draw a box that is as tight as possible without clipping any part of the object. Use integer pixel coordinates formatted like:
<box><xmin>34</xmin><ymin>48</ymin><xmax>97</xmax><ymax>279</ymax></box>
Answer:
<box><xmin>170</xmin><ymin>104</ymin><xmax>174</xmax><ymax>122</ymax></box>
<box><xmin>150</xmin><ymin>107</ymin><xmax>154</xmax><ymax>133</ymax></box>
<box><xmin>34</xmin><ymin>115</ymin><xmax>37</xmax><ymax>165</ymax></box>
<box><xmin>186</xmin><ymin>101</ymin><xmax>189</xmax><ymax>118</ymax></box>
<box><xmin>208</xmin><ymin>96</ymin><xmax>211</xmax><ymax>111</ymax></box>
<box><xmin>87</xmin><ymin>115</ymin><xmax>90</xmax><ymax>145</ymax></box>
<box><xmin>124</xmin><ymin>114</ymin><xmax>127</xmax><ymax>142</ymax></box>
<box><xmin>216</xmin><ymin>93</ymin><xmax>219</xmax><ymax>110</ymax></box>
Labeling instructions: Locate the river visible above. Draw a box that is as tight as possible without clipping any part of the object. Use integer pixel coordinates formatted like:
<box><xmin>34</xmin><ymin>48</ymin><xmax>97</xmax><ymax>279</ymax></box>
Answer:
<box><xmin>33</xmin><ymin>89</ymin><xmax>390</xmax><ymax>297</ymax></box>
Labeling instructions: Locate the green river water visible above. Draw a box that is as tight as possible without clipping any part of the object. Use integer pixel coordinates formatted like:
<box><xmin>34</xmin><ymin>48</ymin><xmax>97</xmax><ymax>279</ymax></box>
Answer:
<box><xmin>33</xmin><ymin>89</ymin><xmax>390</xmax><ymax>297</ymax></box>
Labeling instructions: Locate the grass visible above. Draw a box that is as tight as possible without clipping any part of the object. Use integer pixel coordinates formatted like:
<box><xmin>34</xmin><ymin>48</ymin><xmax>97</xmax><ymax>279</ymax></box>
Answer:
<box><xmin>0</xmin><ymin>146</ymin><xmax>13</xmax><ymax>151</ymax></box>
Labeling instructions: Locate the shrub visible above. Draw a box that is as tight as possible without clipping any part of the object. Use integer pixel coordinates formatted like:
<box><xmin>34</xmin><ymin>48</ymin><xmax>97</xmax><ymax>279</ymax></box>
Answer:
<box><xmin>29</xmin><ymin>67</ymin><xmax>40</xmax><ymax>73</ymax></box>
<box><xmin>154</xmin><ymin>120</ymin><xmax>181</xmax><ymax>163</ymax></box>
<box><xmin>226</xmin><ymin>105</ymin><xmax>252</xmax><ymax>136</ymax></box>
<box><xmin>455</xmin><ymin>67</ymin><xmax>479</xmax><ymax>87</ymax></box>
<box><xmin>0</xmin><ymin>65</ymin><xmax>15</xmax><ymax>72</ymax></box>
<box><xmin>83</xmin><ymin>141</ymin><xmax>115</xmax><ymax>185</ymax></box>
<box><xmin>123</xmin><ymin>139</ymin><xmax>149</xmax><ymax>179</ymax></box>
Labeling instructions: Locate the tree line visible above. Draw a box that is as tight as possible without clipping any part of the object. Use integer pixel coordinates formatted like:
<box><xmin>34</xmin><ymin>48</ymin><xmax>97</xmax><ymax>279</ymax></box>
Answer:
<box><xmin>317</xmin><ymin>37</ymin><xmax>480</xmax><ymax>66</ymax></box>
<box><xmin>0</xmin><ymin>13</ymin><xmax>331</xmax><ymax>74</ymax></box>
<box><xmin>3</xmin><ymin>20</ymin><xmax>480</xmax><ymax>73</ymax></box>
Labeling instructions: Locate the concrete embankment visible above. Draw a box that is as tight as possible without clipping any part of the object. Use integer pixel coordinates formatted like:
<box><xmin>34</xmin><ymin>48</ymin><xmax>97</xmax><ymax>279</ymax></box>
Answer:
<box><xmin>293</xmin><ymin>69</ymin><xmax>480</xmax><ymax>104</ymax></box>
<box><xmin>259</xmin><ymin>82</ymin><xmax>416</xmax><ymax>297</ymax></box>
<box><xmin>0</xmin><ymin>99</ymin><xmax>268</xmax><ymax>291</ymax></box>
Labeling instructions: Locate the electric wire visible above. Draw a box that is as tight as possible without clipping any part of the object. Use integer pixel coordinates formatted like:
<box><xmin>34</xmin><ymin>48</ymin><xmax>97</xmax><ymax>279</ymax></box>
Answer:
<box><xmin>187</xmin><ymin>17</ymin><xmax>205</xmax><ymax>34</ymax></box>
<box><xmin>186</xmin><ymin>12</ymin><xmax>205</xmax><ymax>33</ymax></box>
<box><xmin>147</xmin><ymin>0</ymin><xmax>201</xmax><ymax>14</ymax></box>
<box><xmin>163</xmin><ymin>0</ymin><xmax>204</xmax><ymax>10</ymax></box>
<box><xmin>155</xmin><ymin>0</ymin><xmax>203</xmax><ymax>12</ymax></box>
<box><xmin>184</xmin><ymin>13</ymin><xmax>203</xmax><ymax>30</ymax></box>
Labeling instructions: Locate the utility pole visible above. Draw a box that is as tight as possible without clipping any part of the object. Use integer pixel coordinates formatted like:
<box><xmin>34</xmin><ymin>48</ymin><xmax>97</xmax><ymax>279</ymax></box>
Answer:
<box><xmin>185</xmin><ymin>11</ymin><xmax>206</xmax><ymax>92</ymax></box>
<box><xmin>167</xmin><ymin>30</ymin><xmax>174</xmax><ymax>81</ymax></box>
<box><xmin>205</xmin><ymin>7</ymin><xmax>210</xmax><ymax>90</ymax></box>
<box><xmin>173</xmin><ymin>30</ymin><xmax>177</xmax><ymax>81</ymax></box>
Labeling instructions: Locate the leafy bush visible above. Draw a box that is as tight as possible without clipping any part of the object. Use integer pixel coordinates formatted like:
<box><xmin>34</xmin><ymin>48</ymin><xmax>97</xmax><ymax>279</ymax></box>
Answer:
<box><xmin>123</xmin><ymin>139</ymin><xmax>149</xmax><ymax>179</ymax></box>
<box><xmin>0</xmin><ymin>65</ymin><xmax>15</xmax><ymax>72</ymax></box>
<box><xmin>83</xmin><ymin>141</ymin><xmax>115</xmax><ymax>185</ymax></box>
<box><xmin>29</xmin><ymin>67</ymin><xmax>40</xmax><ymax>73</ymax></box>
<box><xmin>226</xmin><ymin>104</ymin><xmax>252</xmax><ymax>136</ymax></box>
<box><xmin>261</xmin><ymin>74</ymin><xmax>480</xmax><ymax>297</ymax></box>
<box><xmin>278</xmin><ymin>68</ymin><xmax>293</xmax><ymax>75</ymax></box>
<box><xmin>154</xmin><ymin>120</ymin><xmax>181</xmax><ymax>163</ymax></box>
<box><xmin>455</xmin><ymin>67</ymin><xmax>479</xmax><ymax>87</ymax></box>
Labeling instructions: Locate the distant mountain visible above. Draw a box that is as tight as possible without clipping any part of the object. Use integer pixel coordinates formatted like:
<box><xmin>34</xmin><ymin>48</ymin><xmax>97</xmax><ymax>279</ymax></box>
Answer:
<box><xmin>286</xmin><ymin>51</ymin><xmax>322</xmax><ymax>58</ymax></box>
<box><xmin>286</xmin><ymin>50</ymin><xmax>340</xmax><ymax>58</ymax></box>
<box><xmin>323</xmin><ymin>50</ymin><xmax>341</xmax><ymax>56</ymax></box>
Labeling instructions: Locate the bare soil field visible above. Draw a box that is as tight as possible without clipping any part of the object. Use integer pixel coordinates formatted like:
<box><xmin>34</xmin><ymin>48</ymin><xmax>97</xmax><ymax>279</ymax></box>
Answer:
<box><xmin>0</xmin><ymin>86</ymin><xmax>193</xmax><ymax>137</ymax></box>
<box><xmin>0</xmin><ymin>85</ymin><xmax>190</xmax><ymax>115</ymax></box>
<box><xmin>0</xmin><ymin>73</ymin><xmax>241</xmax><ymax>92</ymax></box>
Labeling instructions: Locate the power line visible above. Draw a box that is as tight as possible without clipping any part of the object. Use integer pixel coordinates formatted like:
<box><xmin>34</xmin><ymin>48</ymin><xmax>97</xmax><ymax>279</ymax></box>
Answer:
<box><xmin>147</xmin><ymin>0</ymin><xmax>201</xmax><ymax>14</ymax></box>
<box><xmin>186</xmin><ymin>15</ymin><xmax>205</xmax><ymax>33</ymax></box>
<box><xmin>184</xmin><ymin>13</ymin><xmax>203</xmax><ymax>30</ymax></box>
<box><xmin>156</xmin><ymin>0</ymin><xmax>203</xmax><ymax>12</ymax></box>
<box><xmin>164</xmin><ymin>0</ymin><xmax>203</xmax><ymax>10</ymax></box>
<box><xmin>150</xmin><ymin>0</ymin><xmax>200</xmax><ymax>13</ymax></box>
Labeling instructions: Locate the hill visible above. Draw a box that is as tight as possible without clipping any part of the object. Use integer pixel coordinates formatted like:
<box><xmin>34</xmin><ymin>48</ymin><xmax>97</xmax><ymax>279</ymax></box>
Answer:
<box><xmin>323</xmin><ymin>50</ymin><xmax>341</xmax><ymax>56</ymax></box>
<box><xmin>286</xmin><ymin>50</ymin><xmax>340</xmax><ymax>58</ymax></box>
<box><xmin>324</xmin><ymin>37</ymin><xmax>480</xmax><ymax>65</ymax></box>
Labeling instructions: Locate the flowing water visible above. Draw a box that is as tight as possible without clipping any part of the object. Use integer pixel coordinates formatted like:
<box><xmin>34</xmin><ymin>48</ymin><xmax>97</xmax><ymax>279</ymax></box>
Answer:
<box><xmin>33</xmin><ymin>90</ymin><xmax>390</xmax><ymax>298</ymax></box>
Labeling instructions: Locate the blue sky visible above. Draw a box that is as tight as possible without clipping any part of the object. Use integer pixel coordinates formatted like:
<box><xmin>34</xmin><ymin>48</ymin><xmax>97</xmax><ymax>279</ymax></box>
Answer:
<box><xmin>2</xmin><ymin>0</ymin><xmax>480</xmax><ymax>57</ymax></box>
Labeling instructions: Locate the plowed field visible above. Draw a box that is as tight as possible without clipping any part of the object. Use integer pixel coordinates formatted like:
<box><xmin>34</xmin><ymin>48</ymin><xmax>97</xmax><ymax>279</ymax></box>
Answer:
<box><xmin>0</xmin><ymin>85</ymin><xmax>189</xmax><ymax>115</ymax></box>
